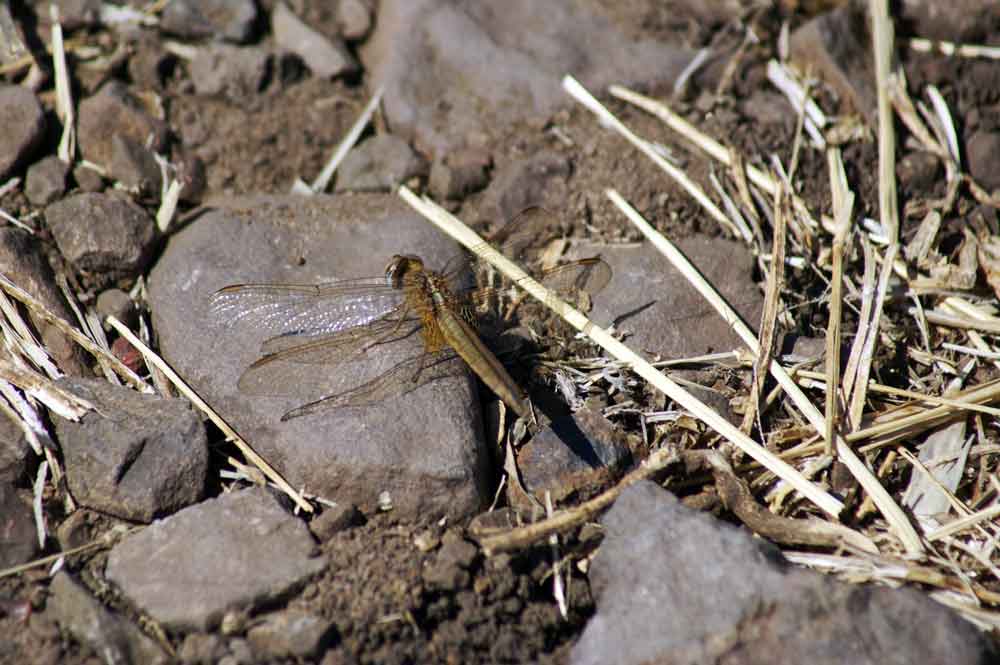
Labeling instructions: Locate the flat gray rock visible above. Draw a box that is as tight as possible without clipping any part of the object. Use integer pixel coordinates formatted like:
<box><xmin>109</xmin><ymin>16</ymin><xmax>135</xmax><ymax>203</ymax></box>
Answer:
<box><xmin>586</xmin><ymin>237</ymin><xmax>763</xmax><ymax>361</ymax></box>
<box><xmin>48</xmin><ymin>572</ymin><xmax>168</xmax><ymax>665</ymax></box>
<box><xmin>361</xmin><ymin>0</ymin><xmax>695</xmax><ymax>158</ymax></box>
<box><xmin>572</xmin><ymin>481</ymin><xmax>993</xmax><ymax>665</ymax></box>
<box><xmin>147</xmin><ymin>193</ymin><xmax>492</xmax><ymax>519</ymax></box>
<box><xmin>54</xmin><ymin>377</ymin><xmax>208</xmax><ymax>522</ymax></box>
<box><xmin>105</xmin><ymin>487</ymin><xmax>326</xmax><ymax>632</ymax></box>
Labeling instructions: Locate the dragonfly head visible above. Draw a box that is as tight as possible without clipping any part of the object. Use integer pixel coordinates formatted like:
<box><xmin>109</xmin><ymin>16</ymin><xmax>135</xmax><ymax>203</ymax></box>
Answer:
<box><xmin>384</xmin><ymin>254</ymin><xmax>426</xmax><ymax>288</ymax></box>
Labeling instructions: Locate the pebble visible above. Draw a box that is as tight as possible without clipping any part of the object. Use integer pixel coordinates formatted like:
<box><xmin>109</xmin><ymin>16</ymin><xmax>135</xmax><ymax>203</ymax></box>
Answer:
<box><xmin>0</xmin><ymin>85</ymin><xmax>45</xmax><ymax>180</ymax></box>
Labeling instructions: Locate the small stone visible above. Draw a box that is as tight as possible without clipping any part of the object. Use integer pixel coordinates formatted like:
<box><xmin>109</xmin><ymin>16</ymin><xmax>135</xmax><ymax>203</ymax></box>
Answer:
<box><xmin>77</xmin><ymin>81</ymin><xmax>168</xmax><ymax>174</ymax></box>
<box><xmin>428</xmin><ymin>148</ymin><xmax>491</xmax><ymax>200</ymax></box>
<box><xmin>189</xmin><ymin>44</ymin><xmax>273</xmax><ymax>101</ymax></box>
<box><xmin>171</xmin><ymin>147</ymin><xmax>208</xmax><ymax>204</ymax></box>
<box><xmin>106</xmin><ymin>488</ymin><xmax>327</xmax><ymax>631</ymax></box>
<box><xmin>55</xmin><ymin>510</ymin><xmax>96</xmax><ymax>550</ymax></box>
<box><xmin>109</xmin><ymin>135</ymin><xmax>163</xmax><ymax>198</ymax></box>
<box><xmin>966</xmin><ymin>130</ymin><xmax>1000</xmax><ymax>192</ymax></box>
<box><xmin>46</xmin><ymin>192</ymin><xmax>156</xmax><ymax>286</ymax></box>
<box><xmin>179</xmin><ymin>633</ymin><xmax>225</xmax><ymax>665</ymax></box>
<box><xmin>0</xmin><ymin>85</ymin><xmax>45</xmax><ymax>180</ymax></box>
<box><xmin>148</xmin><ymin>195</ymin><xmax>491</xmax><ymax>520</ymax></box>
<box><xmin>480</xmin><ymin>151</ymin><xmax>571</xmax><ymax>223</ymax></box>
<box><xmin>272</xmin><ymin>2</ymin><xmax>359</xmax><ymax>79</ymax></box>
<box><xmin>95</xmin><ymin>288</ymin><xmax>135</xmax><ymax>328</ymax></box>
<box><xmin>72</xmin><ymin>164</ymin><xmax>104</xmax><ymax>192</ymax></box>
<box><xmin>335</xmin><ymin>135</ymin><xmax>428</xmax><ymax>192</ymax></box>
<box><xmin>55</xmin><ymin>0</ymin><xmax>102</xmax><ymax>30</ymax></box>
<box><xmin>226</xmin><ymin>638</ymin><xmax>254</xmax><ymax>665</ymax></box>
<box><xmin>0</xmin><ymin>484</ymin><xmax>37</xmax><ymax>568</ymax></box>
<box><xmin>160</xmin><ymin>0</ymin><xmax>258</xmax><ymax>43</ymax></box>
<box><xmin>514</xmin><ymin>408</ymin><xmax>632</xmax><ymax>509</ymax></box>
<box><xmin>789</xmin><ymin>4</ymin><xmax>876</xmax><ymax>123</ymax></box>
<box><xmin>127</xmin><ymin>42</ymin><xmax>175</xmax><ymax>91</ymax></box>
<box><xmin>422</xmin><ymin>554</ymin><xmax>470</xmax><ymax>592</ymax></box>
<box><xmin>246</xmin><ymin>610</ymin><xmax>338</xmax><ymax>659</ymax></box>
<box><xmin>437</xmin><ymin>531</ymin><xmax>478</xmax><ymax>569</ymax></box>
<box><xmin>49</xmin><ymin>572</ymin><xmax>168</xmax><ymax>665</ymax></box>
<box><xmin>25</xmin><ymin>157</ymin><xmax>69</xmax><ymax>206</ymax></box>
<box><xmin>309</xmin><ymin>503</ymin><xmax>365</xmax><ymax>541</ymax></box>
<box><xmin>897</xmin><ymin>151</ymin><xmax>942</xmax><ymax>192</ymax></box>
<box><xmin>336</xmin><ymin>0</ymin><xmax>372</xmax><ymax>40</ymax></box>
<box><xmin>53</xmin><ymin>377</ymin><xmax>208</xmax><ymax>522</ymax></box>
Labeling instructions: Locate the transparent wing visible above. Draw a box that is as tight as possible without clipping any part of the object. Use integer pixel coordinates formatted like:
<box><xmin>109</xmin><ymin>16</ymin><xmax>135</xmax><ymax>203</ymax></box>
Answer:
<box><xmin>237</xmin><ymin>319</ymin><xmax>424</xmax><ymax>396</ymax></box>
<box><xmin>208</xmin><ymin>277</ymin><xmax>405</xmax><ymax>338</ymax></box>
<box><xmin>280</xmin><ymin>350</ymin><xmax>462</xmax><ymax>420</ymax></box>
<box><xmin>538</xmin><ymin>257</ymin><xmax>612</xmax><ymax>297</ymax></box>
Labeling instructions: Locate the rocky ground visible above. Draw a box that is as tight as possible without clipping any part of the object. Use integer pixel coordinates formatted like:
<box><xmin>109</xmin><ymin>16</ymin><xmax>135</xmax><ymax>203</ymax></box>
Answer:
<box><xmin>2</xmin><ymin>0</ymin><xmax>1000</xmax><ymax>663</ymax></box>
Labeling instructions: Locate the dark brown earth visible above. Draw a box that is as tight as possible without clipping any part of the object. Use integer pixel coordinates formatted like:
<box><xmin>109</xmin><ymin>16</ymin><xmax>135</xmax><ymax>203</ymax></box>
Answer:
<box><xmin>2</xmin><ymin>1</ymin><xmax>1000</xmax><ymax>664</ymax></box>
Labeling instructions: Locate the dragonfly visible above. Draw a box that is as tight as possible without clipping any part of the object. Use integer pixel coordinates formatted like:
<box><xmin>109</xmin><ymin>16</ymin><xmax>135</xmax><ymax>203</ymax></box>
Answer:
<box><xmin>208</xmin><ymin>209</ymin><xmax>612</xmax><ymax>421</ymax></box>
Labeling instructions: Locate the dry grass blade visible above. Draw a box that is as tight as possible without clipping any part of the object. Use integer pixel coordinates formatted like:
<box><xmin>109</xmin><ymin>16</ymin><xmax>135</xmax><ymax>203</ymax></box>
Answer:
<box><xmin>743</xmin><ymin>182</ymin><xmax>787</xmax><ymax>436</ymax></box>
<box><xmin>926</xmin><ymin>502</ymin><xmax>1000</xmax><ymax>542</ymax></box>
<box><xmin>905</xmin><ymin>37</ymin><xmax>1000</xmax><ymax>60</ymax></box>
<box><xmin>105</xmin><ymin>316</ymin><xmax>313</xmax><ymax>513</ymax></box>
<box><xmin>845</xmin><ymin>242</ymin><xmax>899</xmax><ymax>430</ymax></box>
<box><xmin>794</xmin><ymin>368</ymin><xmax>1000</xmax><ymax>418</ymax></box>
<box><xmin>851</xmin><ymin>380</ymin><xmax>1000</xmax><ymax>450</ymax></box>
<box><xmin>870</xmin><ymin>0</ymin><xmax>899</xmax><ymax>242</ymax></box>
<box><xmin>606</xmin><ymin>191</ymin><xmax>921</xmax><ymax>555</ymax></box>
<box><xmin>294</xmin><ymin>85</ymin><xmax>384</xmax><ymax>195</ymax></box>
<box><xmin>825</xmin><ymin>148</ymin><xmax>854</xmax><ymax>455</ymax></box>
<box><xmin>399</xmin><ymin>186</ymin><xmax>845</xmax><ymax>520</ymax></box>
<box><xmin>474</xmin><ymin>446</ymin><xmax>678</xmax><ymax>554</ymax></box>
<box><xmin>608</xmin><ymin>83</ymin><xmax>820</xmax><ymax>230</ymax></box>
<box><xmin>0</xmin><ymin>359</ymin><xmax>93</xmax><ymax>420</ymax></box>
<box><xmin>0</xmin><ymin>273</ymin><xmax>149</xmax><ymax>392</ymax></box>
<box><xmin>49</xmin><ymin>4</ymin><xmax>75</xmax><ymax>164</ymax></box>
<box><xmin>562</xmin><ymin>75</ymin><xmax>738</xmax><ymax>237</ymax></box>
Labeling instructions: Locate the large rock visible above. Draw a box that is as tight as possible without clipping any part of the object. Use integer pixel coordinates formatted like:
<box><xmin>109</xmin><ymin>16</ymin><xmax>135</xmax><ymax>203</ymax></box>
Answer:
<box><xmin>147</xmin><ymin>193</ymin><xmax>492</xmax><ymax>520</ymax></box>
<box><xmin>572</xmin><ymin>481</ymin><xmax>994</xmax><ymax>665</ymax></box>
<box><xmin>105</xmin><ymin>487</ymin><xmax>326</xmax><ymax>631</ymax></box>
<box><xmin>361</xmin><ymin>0</ymin><xmax>695</xmax><ymax>158</ymax></box>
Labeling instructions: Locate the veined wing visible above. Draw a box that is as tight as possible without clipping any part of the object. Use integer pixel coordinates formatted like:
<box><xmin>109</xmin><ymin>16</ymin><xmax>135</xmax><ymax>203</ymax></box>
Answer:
<box><xmin>479</xmin><ymin>206</ymin><xmax>613</xmax><ymax>300</ymax></box>
<box><xmin>280</xmin><ymin>350</ymin><xmax>462</xmax><ymax>421</ymax></box>
<box><xmin>538</xmin><ymin>257</ymin><xmax>611</xmax><ymax>296</ymax></box>
<box><xmin>237</xmin><ymin>316</ymin><xmax>424</xmax><ymax>395</ymax></box>
<box><xmin>208</xmin><ymin>277</ymin><xmax>404</xmax><ymax>338</ymax></box>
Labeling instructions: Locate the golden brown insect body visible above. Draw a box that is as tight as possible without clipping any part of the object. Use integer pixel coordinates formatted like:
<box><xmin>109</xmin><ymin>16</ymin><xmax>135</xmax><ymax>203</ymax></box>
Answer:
<box><xmin>385</xmin><ymin>254</ymin><xmax>529</xmax><ymax>418</ymax></box>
